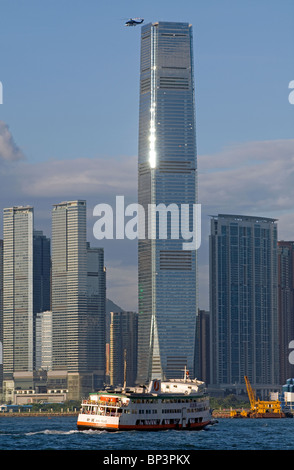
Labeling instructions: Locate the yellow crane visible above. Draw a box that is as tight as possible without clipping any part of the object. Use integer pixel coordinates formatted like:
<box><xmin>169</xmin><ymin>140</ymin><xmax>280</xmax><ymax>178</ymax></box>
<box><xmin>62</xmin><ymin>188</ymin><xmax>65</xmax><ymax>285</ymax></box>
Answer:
<box><xmin>230</xmin><ymin>376</ymin><xmax>284</xmax><ymax>418</ymax></box>
<box><xmin>244</xmin><ymin>376</ymin><xmax>256</xmax><ymax>410</ymax></box>
<box><xmin>244</xmin><ymin>375</ymin><xmax>283</xmax><ymax>416</ymax></box>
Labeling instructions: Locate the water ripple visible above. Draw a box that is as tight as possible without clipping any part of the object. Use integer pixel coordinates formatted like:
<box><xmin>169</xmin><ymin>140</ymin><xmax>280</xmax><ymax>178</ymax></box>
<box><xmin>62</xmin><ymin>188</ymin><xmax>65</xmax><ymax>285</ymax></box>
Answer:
<box><xmin>0</xmin><ymin>417</ymin><xmax>293</xmax><ymax>450</ymax></box>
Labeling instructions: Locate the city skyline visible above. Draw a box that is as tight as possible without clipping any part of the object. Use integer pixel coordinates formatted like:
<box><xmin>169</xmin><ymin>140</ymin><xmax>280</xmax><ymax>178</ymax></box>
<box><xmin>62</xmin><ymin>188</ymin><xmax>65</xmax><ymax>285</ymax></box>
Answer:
<box><xmin>0</xmin><ymin>1</ymin><xmax>293</xmax><ymax>313</ymax></box>
<box><xmin>1</xmin><ymin>200</ymin><xmax>107</xmax><ymax>400</ymax></box>
<box><xmin>0</xmin><ymin>2</ymin><xmax>293</xmax><ymax>454</ymax></box>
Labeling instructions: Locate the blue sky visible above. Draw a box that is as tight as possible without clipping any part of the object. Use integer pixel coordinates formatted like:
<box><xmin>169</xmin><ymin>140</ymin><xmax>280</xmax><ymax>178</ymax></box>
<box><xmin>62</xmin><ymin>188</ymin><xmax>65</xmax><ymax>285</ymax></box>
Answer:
<box><xmin>1</xmin><ymin>0</ymin><xmax>293</xmax><ymax>158</ymax></box>
<box><xmin>0</xmin><ymin>0</ymin><xmax>293</xmax><ymax>309</ymax></box>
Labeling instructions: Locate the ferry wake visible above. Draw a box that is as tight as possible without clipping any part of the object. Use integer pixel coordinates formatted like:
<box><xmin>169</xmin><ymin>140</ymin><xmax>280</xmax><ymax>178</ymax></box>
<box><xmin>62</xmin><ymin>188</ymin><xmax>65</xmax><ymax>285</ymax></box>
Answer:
<box><xmin>77</xmin><ymin>376</ymin><xmax>211</xmax><ymax>431</ymax></box>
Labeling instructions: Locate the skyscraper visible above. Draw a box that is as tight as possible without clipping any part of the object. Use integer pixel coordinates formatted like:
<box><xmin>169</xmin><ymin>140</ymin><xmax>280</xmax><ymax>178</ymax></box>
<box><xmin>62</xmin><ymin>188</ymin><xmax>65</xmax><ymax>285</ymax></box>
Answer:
<box><xmin>2</xmin><ymin>208</ymin><xmax>51</xmax><ymax>398</ymax></box>
<box><xmin>87</xmin><ymin>244</ymin><xmax>106</xmax><ymax>388</ymax></box>
<box><xmin>209</xmin><ymin>214</ymin><xmax>279</xmax><ymax>395</ymax></box>
<box><xmin>33</xmin><ymin>230</ymin><xmax>51</xmax><ymax>315</ymax></box>
<box><xmin>51</xmin><ymin>201</ymin><xmax>106</xmax><ymax>398</ymax></box>
<box><xmin>277</xmin><ymin>241</ymin><xmax>294</xmax><ymax>384</ymax></box>
<box><xmin>196</xmin><ymin>309</ymin><xmax>210</xmax><ymax>385</ymax></box>
<box><xmin>0</xmin><ymin>239</ymin><xmax>3</xmax><ymax>390</ymax></box>
<box><xmin>137</xmin><ymin>22</ymin><xmax>198</xmax><ymax>382</ymax></box>
<box><xmin>109</xmin><ymin>311</ymin><xmax>138</xmax><ymax>387</ymax></box>
<box><xmin>51</xmin><ymin>200</ymin><xmax>87</xmax><ymax>375</ymax></box>
<box><xmin>3</xmin><ymin>206</ymin><xmax>34</xmax><ymax>377</ymax></box>
<box><xmin>35</xmin><ymin>310</ymin><xmax>52</xmax><ymax>371</ymax></box>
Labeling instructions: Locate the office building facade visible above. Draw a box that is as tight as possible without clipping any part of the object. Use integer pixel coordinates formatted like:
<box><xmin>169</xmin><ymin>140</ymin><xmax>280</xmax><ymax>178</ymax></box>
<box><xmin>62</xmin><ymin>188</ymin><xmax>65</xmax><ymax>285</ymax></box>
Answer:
<box><xmin>51</xmin><ymin>201</ymin><xmax>87</xmax><ymax>371</ymax></box>
<box><xmin>33</xmin><ymin>230</ymin><xmax>51</xmax><ymax>315</ymax></box>
<box><xmin>0</xmin><ymin>240</ymin><xmax>3</xmax><ymax>390</ymax></box>
<box><xmin>109</xmin><ymin>311</ymin><xmax>138</xmax><ymax>387</ymax></box>
<box><xmin>137</xmin><ymin>22</ymin><xmax>198</xmax><ymax>382</ymax></box>
<box><xmin>87</xmin><ymin>244</ymin><xmax>106</xmax><ymax>387</ymax></box>
<box><xmin>51</xmin><ymin>201</ymin><xmax>106</xmax><ymax>397</ymax></box>
<box><xmin>196</xmin><ymin>309</ymin><xmax>210</xmax><ymax>385</ymax></box>
<box><xmin>278</xmin><ymin>241</ymin><xmax>294</xmax><ymax>384</ymax></box>
<box><xmin>35</xmin><ymin>310</ymin><xmax>53</xmax><ymax>371</ymax></box>
<box><xmin>209</xmin><ymin>214</ymin><xmax>279</xmax><ymax>394</ymax></box>
<box><xmin>3</xmin><ymin>206</ymin><xmax>34</xmax><ymax>378</ymax></box>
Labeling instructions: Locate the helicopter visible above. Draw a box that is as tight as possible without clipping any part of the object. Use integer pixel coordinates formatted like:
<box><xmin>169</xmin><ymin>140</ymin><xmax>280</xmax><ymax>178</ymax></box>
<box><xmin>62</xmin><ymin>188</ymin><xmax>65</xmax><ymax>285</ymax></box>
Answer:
<box><xmin>124</xmin><ymin>18</ymin><xmax>144</xmax><ymax>27</ymax></box>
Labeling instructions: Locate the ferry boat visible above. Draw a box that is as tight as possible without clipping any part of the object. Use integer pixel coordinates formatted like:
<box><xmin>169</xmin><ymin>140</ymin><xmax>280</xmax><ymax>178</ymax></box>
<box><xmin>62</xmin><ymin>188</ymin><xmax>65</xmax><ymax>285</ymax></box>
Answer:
<box><xmin>77</xmin><ymin>376</ymin><xmax>211</xmax><ymax>431</ymax></box>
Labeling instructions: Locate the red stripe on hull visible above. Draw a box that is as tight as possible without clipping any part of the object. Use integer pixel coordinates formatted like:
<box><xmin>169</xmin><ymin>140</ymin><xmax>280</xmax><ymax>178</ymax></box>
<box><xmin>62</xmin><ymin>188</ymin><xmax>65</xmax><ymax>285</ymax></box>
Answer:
<box><xmin>77</xmin><ymin>420</ymin><xmax>211</xmax><ymax>432</ymax></box>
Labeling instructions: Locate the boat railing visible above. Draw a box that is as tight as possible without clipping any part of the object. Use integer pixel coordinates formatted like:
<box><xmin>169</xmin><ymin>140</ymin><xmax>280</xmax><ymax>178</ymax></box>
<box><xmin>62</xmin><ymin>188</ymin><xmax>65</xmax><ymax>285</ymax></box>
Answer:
<box><xmin>80</xmin><ymin>406</ymin><xmax>123</xmax><ymax>417</ymax></box>
<box><xmin>81</xmin><ymin>399</ymin><xmax>128</xmax><ymax>408</ymax></box>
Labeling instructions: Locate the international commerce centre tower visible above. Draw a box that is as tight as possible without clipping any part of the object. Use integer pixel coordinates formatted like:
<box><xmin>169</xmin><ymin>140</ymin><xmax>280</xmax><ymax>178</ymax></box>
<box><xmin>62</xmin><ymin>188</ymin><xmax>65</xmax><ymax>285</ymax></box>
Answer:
<box><xmin>137</xmin><ymin>22</ymin><xmax>199</xmax><ymax>383</ymax></box>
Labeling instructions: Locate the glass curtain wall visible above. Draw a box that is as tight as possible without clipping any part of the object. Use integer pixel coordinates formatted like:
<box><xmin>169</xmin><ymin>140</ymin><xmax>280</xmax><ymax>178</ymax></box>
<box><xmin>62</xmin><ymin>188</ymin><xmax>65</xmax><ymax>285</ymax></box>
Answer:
<box><xmin>137</xmin><ymin>22</ymin><xmax>198</xmax><ymax>383</ymax></box>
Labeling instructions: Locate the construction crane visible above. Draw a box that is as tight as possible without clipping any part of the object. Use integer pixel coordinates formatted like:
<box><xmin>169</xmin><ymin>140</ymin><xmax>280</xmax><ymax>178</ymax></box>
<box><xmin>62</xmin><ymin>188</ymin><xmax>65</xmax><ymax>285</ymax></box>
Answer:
<box><xmin>244</xmin><ymin>376</ymin><xmax>256</xmax><ymax>410</ymax></box>
<box><xmin>244</xmin><ymin>375</ymin><xmax>283</xmax><ymax>417</ymax></box>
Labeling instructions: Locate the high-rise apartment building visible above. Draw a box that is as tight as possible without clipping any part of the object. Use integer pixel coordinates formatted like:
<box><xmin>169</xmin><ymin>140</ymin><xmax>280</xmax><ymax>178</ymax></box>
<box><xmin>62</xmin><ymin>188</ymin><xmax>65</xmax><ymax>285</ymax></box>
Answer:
<box><xmin>0</xmin><ymin>240</ymin><xmax>3</xmax><ymax>389</ymax></box>
<box><xmin>87</xmin><ymin>244</ymin><xmax>106</xmax><ymax>387</ymax></box>
<box><xmin>51</xmin><ymin>201</ymin><xmax>87</xmax><ymax>374</ymax></box>
<box><xmin>2</xmin><ymin>208</ymin><xmax>51</xmax><ymax>398</ymax></box>
<box><xmin>278</xmin><ymin>241</ymin><xmax>294</xmax><ymax>384</ymax></box>
<box><xmin>109</xmin><ymin>311</ymin><xmax>138</xmax><ymax>387</ymax></box>
<box><xmin>35</xmin><ymin>310</ymin><xmax>53</xmax><ymax>371</ymax></box>
<box><xmin>3</xmin><ymin>206</ymin><xmax>34</xmax><ymax>378</ymax></box>
<box><xmin>137</xmin><ymin>22</ymin><xmax>198</xmax><ymax>382</ymax></box>
<box><xmin>51</xmin><ymin>201</ymin><xmax>106</xmax><ymax>398</ymax></box>
<box><xmin>209</xmin><ymin>214</ymin><xmax>279</xmax><ymax>395</ymax></box>
<box><xmin>196</xmin><ymin>309</ymin><xmax>210</xmax><ymax>385</ymax></box>
<box><xmin>33</xmin><ymin>230</ymin><xmax>51</xmax><ymax>314</ymax></box>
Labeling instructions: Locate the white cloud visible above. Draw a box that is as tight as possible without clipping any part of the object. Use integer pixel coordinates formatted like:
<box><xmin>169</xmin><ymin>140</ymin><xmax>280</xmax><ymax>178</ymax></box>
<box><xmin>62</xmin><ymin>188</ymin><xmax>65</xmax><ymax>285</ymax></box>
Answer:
<box><xmin>1</xmin><ymin>127</ymin><xmax>294</xmax><ymax>311</ymax></box>
<box><xmin>9</xmin><ymin>155</ymin><xmax>137</xmax><ymax>199</ymax></box>
<box><xmin>197</xmin><ymin>139</ymin><xmax>294</xmax><ymax>309</ymax></box>
<box><xmin>199</xmin><ymin>139</ymin><xmax>294</xmax><ymax>214</ymax></box>
<box><xmin>0</xmin><ymin>121</ymin><xmax>25</xmax><ymax>162</ymax></box>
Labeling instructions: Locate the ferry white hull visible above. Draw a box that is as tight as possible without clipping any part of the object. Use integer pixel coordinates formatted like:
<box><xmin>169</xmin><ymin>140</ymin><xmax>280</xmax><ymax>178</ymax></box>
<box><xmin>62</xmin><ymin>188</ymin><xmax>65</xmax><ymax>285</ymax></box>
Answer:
<box><xmin>77</xmin><ymin>415</ymin><xmax>211</xmax><ymax>432</ymax></box>
<box><xmin>77</xmin><ymin>378</ymin><xmax>212</xmax><ymax>432</ymax></box>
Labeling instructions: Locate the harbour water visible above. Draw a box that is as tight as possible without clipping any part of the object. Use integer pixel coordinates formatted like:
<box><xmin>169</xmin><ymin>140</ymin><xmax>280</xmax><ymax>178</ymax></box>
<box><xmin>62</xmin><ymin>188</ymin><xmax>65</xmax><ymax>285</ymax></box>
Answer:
<box><xmin>0</xmin><ymin>416</ymin><xmax>293</xmax><ymax>451</ymax></box>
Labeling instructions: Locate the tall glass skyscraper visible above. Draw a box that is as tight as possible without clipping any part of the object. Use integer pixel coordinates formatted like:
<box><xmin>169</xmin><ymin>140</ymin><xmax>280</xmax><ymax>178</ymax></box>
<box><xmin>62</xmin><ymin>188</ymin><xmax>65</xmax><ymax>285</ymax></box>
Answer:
<box><xmin>277</xmin><ymin>241</ymin><xmax>294</xmax><ymax>384</ymax></box>
<box><xmin>3</xmin><ymin>206</ymin><xmax>34</xmax><ymax>377</ymax></box>
<box><xmin>33</xmin><ymin>230</ymin><xmax>51</xmax><ymax>315</ymax></box>
<box><xmin>0</xmin><ymin>239</ymin><xmax>3</xmax><ymax>388</ymax></box>
<box><xmin>209</xmin><ymin>214</ymin><xmax>279</xmax><ymax>394</ymax></box>
<box><xmin>51</xmin><ymin>201</ymin><xmax>106</xmax><ymax>397</ymax></box>
<box><xmin>137</xmin><ymin>22</ymin><xmax>198</xmax><ymax>383</ymax></box>
<box><xmin>110</xmin><ymin>311</ymin><xmax>138</xmax><ymax>387</ymax></box>
<box><xmin>51</xmin><ymin>200</ymin><xmax>87</xmax><ymax>373</ymax></box>
<box><xmin>87</xmin><ymin>244</ymin><xmax>106</xmax><ymax>387</ymax></box>
<box><xmin>2</xmin><ymin>208</ymin><xmax>51</xmax><ymax>387</ymax></box>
